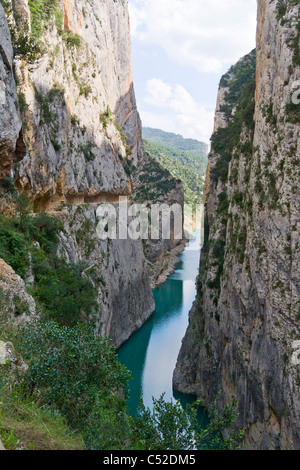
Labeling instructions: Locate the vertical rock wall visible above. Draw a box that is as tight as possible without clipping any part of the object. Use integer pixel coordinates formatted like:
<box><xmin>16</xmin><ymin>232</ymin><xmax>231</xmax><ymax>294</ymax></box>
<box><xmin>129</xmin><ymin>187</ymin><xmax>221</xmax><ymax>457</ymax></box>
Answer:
<box><xmin>174</xmin><ymin>0</ymin><xmax>300</xmax><ymax>450</ymax></box>
<box><xmin>0</xmin><ymin>4</ymin><xmax>25</xmax><ymax>179</ymax></box>
<box><xmin>0</xmin><ymin>0</ymin><xmax>154</xmax><ymax>347</ymax></box>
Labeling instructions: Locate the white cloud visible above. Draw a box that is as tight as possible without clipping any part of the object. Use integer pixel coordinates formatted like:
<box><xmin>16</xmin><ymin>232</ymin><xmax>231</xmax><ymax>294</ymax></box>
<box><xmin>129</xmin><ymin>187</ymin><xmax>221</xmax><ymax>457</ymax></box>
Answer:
<box><xmin>129</xmin><ymin>0</ymin><xmax>257</xmax><ymax>73</ymax></box>
<box><xmin>141</xmin><ymin>79</ymin><xmax>214</xmax><ymax>144</ymax></box>
<box><xmin>144</xmin><ymin>79</ymin><xmax>172</xmax><ymax>107</ymax></box>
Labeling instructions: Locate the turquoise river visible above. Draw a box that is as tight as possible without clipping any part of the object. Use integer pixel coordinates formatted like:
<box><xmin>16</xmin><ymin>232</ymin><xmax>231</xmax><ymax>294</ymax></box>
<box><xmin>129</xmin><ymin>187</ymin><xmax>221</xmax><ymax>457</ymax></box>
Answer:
<box><xmin>118</xmin><ymin>231</ymin><xmax>207</xmax><ymax>420</ymax></box>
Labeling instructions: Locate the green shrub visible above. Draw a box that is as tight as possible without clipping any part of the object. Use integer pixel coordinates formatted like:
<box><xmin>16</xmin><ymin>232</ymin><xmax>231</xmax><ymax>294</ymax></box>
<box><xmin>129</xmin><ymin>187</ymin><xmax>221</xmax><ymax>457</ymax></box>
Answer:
<box><xmin>63</xmin><ymin>31</ymin><xmax>82</xmax><ymax>49</ymax></box>
<box><xmin>28</xmin><ymin>0</ymin><xmax>62</xmax><ymax>40</ymax></box>
<box><xmin>211</xmin><ymin>51</ymin><xmax>256</xmax><ymax>185</ymax></box>
<box><xmin>32</xmin><ymin>255</ymin><xmax>98</xmax><ymax>325</ymax></box>
<box><xmin>100</xmin><ymin>108</ymin><xmax>113</xmax><ymax>129</ymax></box>
<box><xmin>0</xmin><ymin>211</ymin><xmax>98</xmax><ymax>326</ymax></box>
<box><xmin>132</xmin><ymin>393</ymin><xmax>244</xmax><ymax>450</ymax></box>
<box><xmin>19</xmin><ymin>322</ymin><xmax>131</xmax><ymax>432</ymax></box>
<box><xmin>79</xmin><ymin>83</ymin><xmax>92</xmax><ymax>98</ymax></box>
<box><xmin>0</xmin><ymin>221</ymin><xmax>29</xmax><ymax>278</ymax></box>
<box><xmin>286</xmin><ymin>102</ymin><xmax>300</xmax><ymax>124</ymax></box>
<box><xmin>18</xmin><ymin>93</ymin><xmax>28</xmax><ymax>113</ymax></box>
<box><xmin>80</xmin><ymin>143</ymin><xmax>96</xmax><ymax>161</ymax></box>
<box><xmin>0</xmin><ymin>375</ymin><xmax>84</xmax><ymax>450</ymax></box>
<box><xmin>0</xmin><ymin>175</ymin><xmax>17</xmax><ymax>195</ymax></box>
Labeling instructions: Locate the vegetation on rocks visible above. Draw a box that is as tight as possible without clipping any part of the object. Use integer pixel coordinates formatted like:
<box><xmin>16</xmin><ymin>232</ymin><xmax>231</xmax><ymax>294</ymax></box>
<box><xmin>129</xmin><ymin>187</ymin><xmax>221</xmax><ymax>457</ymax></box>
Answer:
<box><xmin>0</xmin><ymin>318</ymin><xmax>244</xmax><ymax>450</ymax></box>
<box><xmin>0</xmin><ymin>191</ymin><xmax>243</xmax><ymax>450</ymax></box>
<box><xmin>0</xmin><ymin>194</ymin><xmax>98</xmax><ymax>326</ymax></box>
<box><xmin>133</xmin><ymin>153</ymin><xmax>180</xmax><ymax>204</ymax></box>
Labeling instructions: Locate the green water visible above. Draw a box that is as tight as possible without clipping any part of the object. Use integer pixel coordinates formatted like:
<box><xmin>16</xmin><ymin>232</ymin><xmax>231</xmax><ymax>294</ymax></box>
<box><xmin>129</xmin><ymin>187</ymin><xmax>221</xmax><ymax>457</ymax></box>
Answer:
<box><xmin>118</xmin><ymin>232</ymin><xmax>208</xmax><ymax>425</ymax></box>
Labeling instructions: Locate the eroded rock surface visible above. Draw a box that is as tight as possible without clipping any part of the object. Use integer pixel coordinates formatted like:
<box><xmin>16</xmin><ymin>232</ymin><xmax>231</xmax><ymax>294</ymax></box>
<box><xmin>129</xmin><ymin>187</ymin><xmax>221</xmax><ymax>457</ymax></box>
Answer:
<box><xmin>0</xmin><ymin>259</ymin><xmax>36</xmax><ymax>324</ymax></box>
<box><xmin>174</xmin><ymin>0</ymin><xmax>300</xmax><ymax>450</ymax></box>
<box><xmin>0</xmin><ymin>4</ymin><xmax>25</xmax><ymax>180</ymax></box>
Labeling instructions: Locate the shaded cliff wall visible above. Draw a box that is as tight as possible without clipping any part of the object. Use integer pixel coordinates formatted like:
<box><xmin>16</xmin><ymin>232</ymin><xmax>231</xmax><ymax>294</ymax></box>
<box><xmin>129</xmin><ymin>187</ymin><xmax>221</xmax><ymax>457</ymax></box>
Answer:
<box><xmin>174</xmin><ymin>0</ymin><xmax>300</xmax><ymax>450</ymax></box>
<box><xmin>132</xmin><ymin>152</ymin><xmax>185</xmax><ymax>288</ymax></box>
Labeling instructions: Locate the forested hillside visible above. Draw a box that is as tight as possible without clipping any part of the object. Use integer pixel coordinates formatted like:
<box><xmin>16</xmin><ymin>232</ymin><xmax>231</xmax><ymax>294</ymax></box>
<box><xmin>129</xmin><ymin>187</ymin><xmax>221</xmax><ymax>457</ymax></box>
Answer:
<box><xmin>143</xmin><ymin>128</ymin><xmax>208</xmax><ymax>205</ymax></box>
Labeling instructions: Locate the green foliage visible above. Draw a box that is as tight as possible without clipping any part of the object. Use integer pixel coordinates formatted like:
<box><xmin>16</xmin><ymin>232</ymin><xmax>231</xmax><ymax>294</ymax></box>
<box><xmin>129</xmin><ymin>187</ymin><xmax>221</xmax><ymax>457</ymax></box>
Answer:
<box><xmin>132</xmin><ymin>393</ymin><xmax>244</xmax><ymax>450</ymax></box>
<box><xmin>18</xmin><ymin>93</ymin><xmax>28</xmax><ymax>114</ymax></box>
<box><xmin>9</xmin><ymin>19</ymin><xmax>42</xmax><ymax>62</ymax></box>
<box><xmin>28</xmin><ymin>0</ymin><xmax>62</xmax><ymax>40</ymax></box>
<box><xmin>34</xmin><ymin>86</ymin><xmax>65</xmax><ymax>145</ymax></box>
<box><xmin>119</xmin><ymin>155</ymin><xmax>133</xmax><ymax>176</ymax></box>
<box><xmin>32</xmin><ymin>256</ymin><xmax>98</xmax><ymax>325</ymax></box>
<box><xmin>285</xmin><ymin>102</ymin><xmax>300</xmax><ymax>124</ymax></box>
<box><xmin>143</xmin><ymin>127</ymin><xmax>208</xmax><ymax>155</ymax></box>
<box><xmin>19</xmin><ymin>322</ymin><xmax>131</xmax><ymax>438</ymax></box>
<box><xmin>144</xmin><ymin>139</ymin><xmax>207</xmax><ymax>206</ymax></box>
<box><xmin>79</xmin><ymin>83</ymin><xmax>92</xmax><ymax>98</ymax></box>
<box><xmin>100</xmin><ymin>107</ymin><xmax>113</xmax><ymax>129</ymax></box>
<box><xmin>34</xmin><ymin>87</ymin><xmax>55</xmax><ymax>125</ymax></box>
<box><xmin>80</xmin><ymin>142</ymin><xmax>96</xmax><ymax>161</ymax></box>
<box><xmin>0</xmin><ymin>0</ymin><xmax>11</xmax><ymax>16</ymax></box>
<box><xmin>0</xmin><ymin>175</ymin><xmax>17</xmax><ymax>195</ymax></box>
<box><xmin>211</xmin><ymin>51</ymin><xmax>256</xmax><ymax>184</ymax></box>
<box><xmin>0</xmin><ymin>374</ymin><xmax>84</xmax><ymax>450</ymax></box>
<box><xmin>0</xmin><ymin>209</ymin><xmax>98</xmax><ymax>326</ymax></box>
<box><xmin>84</xmin><ymin>395</ymin><xmax>134</xmax><ymax>450</ymax></box>
<box><xmin>71</xmin><ymin>114</ymin><xmax>80</xmax><ymax>126</ymax></box>
<box><xmin>0</xmin><ymin>219</ymin><xmax>29</xmax><ymax>279</ymax></box>
<box><xmin>276</xmin><ymin>0</ymin><xmax>288</xmax><ymax>20</ymax></box>
<box><xmin>133</xmin><ymin>154</ymin><xmax>179</xmax><ymax>203</ymax></box>
<box><xmin>63</xmin><ymin>30</ymin><xmax>82</xmax><ymax>49</ymax></box>
<box><xmin>219</xmin><ymin>49</ymin><xmax>256</xmax><ymax>121</ymax></box>
<box><xmin>0</xmin><ymin>316</ymin><xmax>244</xmax><ymax>450</ymax></box>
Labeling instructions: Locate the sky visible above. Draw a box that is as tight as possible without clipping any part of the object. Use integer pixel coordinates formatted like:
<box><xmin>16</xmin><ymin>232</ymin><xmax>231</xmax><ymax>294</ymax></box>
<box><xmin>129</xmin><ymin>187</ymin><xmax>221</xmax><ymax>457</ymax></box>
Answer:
<box><xmin>128</xmin><ymin>0</ymin><xmax>257</xmax><ymax>145</ymax></box>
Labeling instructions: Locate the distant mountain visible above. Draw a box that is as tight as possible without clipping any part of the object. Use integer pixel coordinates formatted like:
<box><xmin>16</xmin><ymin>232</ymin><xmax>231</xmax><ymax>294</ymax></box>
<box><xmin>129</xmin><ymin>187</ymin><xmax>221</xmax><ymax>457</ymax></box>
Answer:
<box><xmin>142</xmin><ymin>128</ymin><xmax>208</xmax><ymax>205</ymax></box>
<box><xmin>143</xmin><ymin>128</ymin><xmax>208</xmax><ymax>155</ymax></box>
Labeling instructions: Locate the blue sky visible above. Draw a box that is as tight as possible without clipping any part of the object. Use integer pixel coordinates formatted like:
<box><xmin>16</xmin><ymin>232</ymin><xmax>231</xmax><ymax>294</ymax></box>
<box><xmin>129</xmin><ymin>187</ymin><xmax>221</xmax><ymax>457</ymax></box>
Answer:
<box><xmin>128</xmin><ymin>0</ymin><xmax>257</xmax><ymax>145</ymax></box>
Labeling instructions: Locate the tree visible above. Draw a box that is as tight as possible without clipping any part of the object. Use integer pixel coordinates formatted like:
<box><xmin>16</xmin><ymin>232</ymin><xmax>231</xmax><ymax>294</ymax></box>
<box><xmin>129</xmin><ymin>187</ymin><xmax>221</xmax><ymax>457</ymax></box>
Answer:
<box><xmin>132</xmin><ymin>393</ymin><xmax>245</xmax><ymax>450</ymax></box>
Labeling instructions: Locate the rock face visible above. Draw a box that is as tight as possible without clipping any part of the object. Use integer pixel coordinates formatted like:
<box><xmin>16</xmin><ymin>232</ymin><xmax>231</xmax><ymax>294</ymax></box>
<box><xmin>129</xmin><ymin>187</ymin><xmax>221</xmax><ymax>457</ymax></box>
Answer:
<box><xmin>174</xmin><ymin>0</ymin><xmax>300</xmax><ymax>450</ymax></box>
<box><xmin>57</xmin><ymin>204</ymin><xmax>154</xmax><ymax>348</ymax></box>
<box><xmin>12</xmin><ymin>0</ymin><xmax>143</xmax><ymax>209</ymax></box>
<box><xmin>0</xmin><ymin>259</ymin><xmax>36</xmax><ymax>324</ymax></box>
<box><xmin>0</xmin><ymin>4</ymin><xmax>25</xmax><ymax>180</ymax></box>
<box><xmin>0</xmin><ymin>340</ymin><xmax>28</xmax><ymax>371</ymax></box>
<box><xmin>0</xmin><ymin>0</ymin><xmax>155</xmax><ymax>347</ymax></box>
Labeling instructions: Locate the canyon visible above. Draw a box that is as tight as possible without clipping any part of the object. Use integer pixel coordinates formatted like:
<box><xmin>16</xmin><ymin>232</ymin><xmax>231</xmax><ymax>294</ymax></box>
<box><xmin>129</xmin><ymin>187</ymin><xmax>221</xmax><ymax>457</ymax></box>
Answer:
<box><xmin>0</xmin><ymin>0</ymin><xmax>299</xmax><ymax>451</ymax></box>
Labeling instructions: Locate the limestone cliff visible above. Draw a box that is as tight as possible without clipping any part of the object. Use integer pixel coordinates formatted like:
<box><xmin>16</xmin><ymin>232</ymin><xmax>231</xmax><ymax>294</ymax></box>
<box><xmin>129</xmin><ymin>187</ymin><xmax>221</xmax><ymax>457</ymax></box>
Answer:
<box><xmin>0</xmin><ymin>258</ymin><xmax>36</xmax><ymax>323</ymax></box>
<box><xmin>0</xmin><ymin>0</ymin><xmax>154</xmax><ymax>347</ymax></box>
<box><xmin>0</xmin><ymin>4</ymin><xmax>25</xmax><ymax>179</ymax></box>
<box><xmin>57</xmin><ymin>204</ymin><xmax>154</xmax><ymax>348</ymax></box>
<box><xmin>174</xmin><ymin>0</ymin><xmax>300</xmax><ymax>450</ymax></box>
<box><xmin>7</xmin><ymin>0</ymin><xmax>142</xmax><ymax>209</ymax></box>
